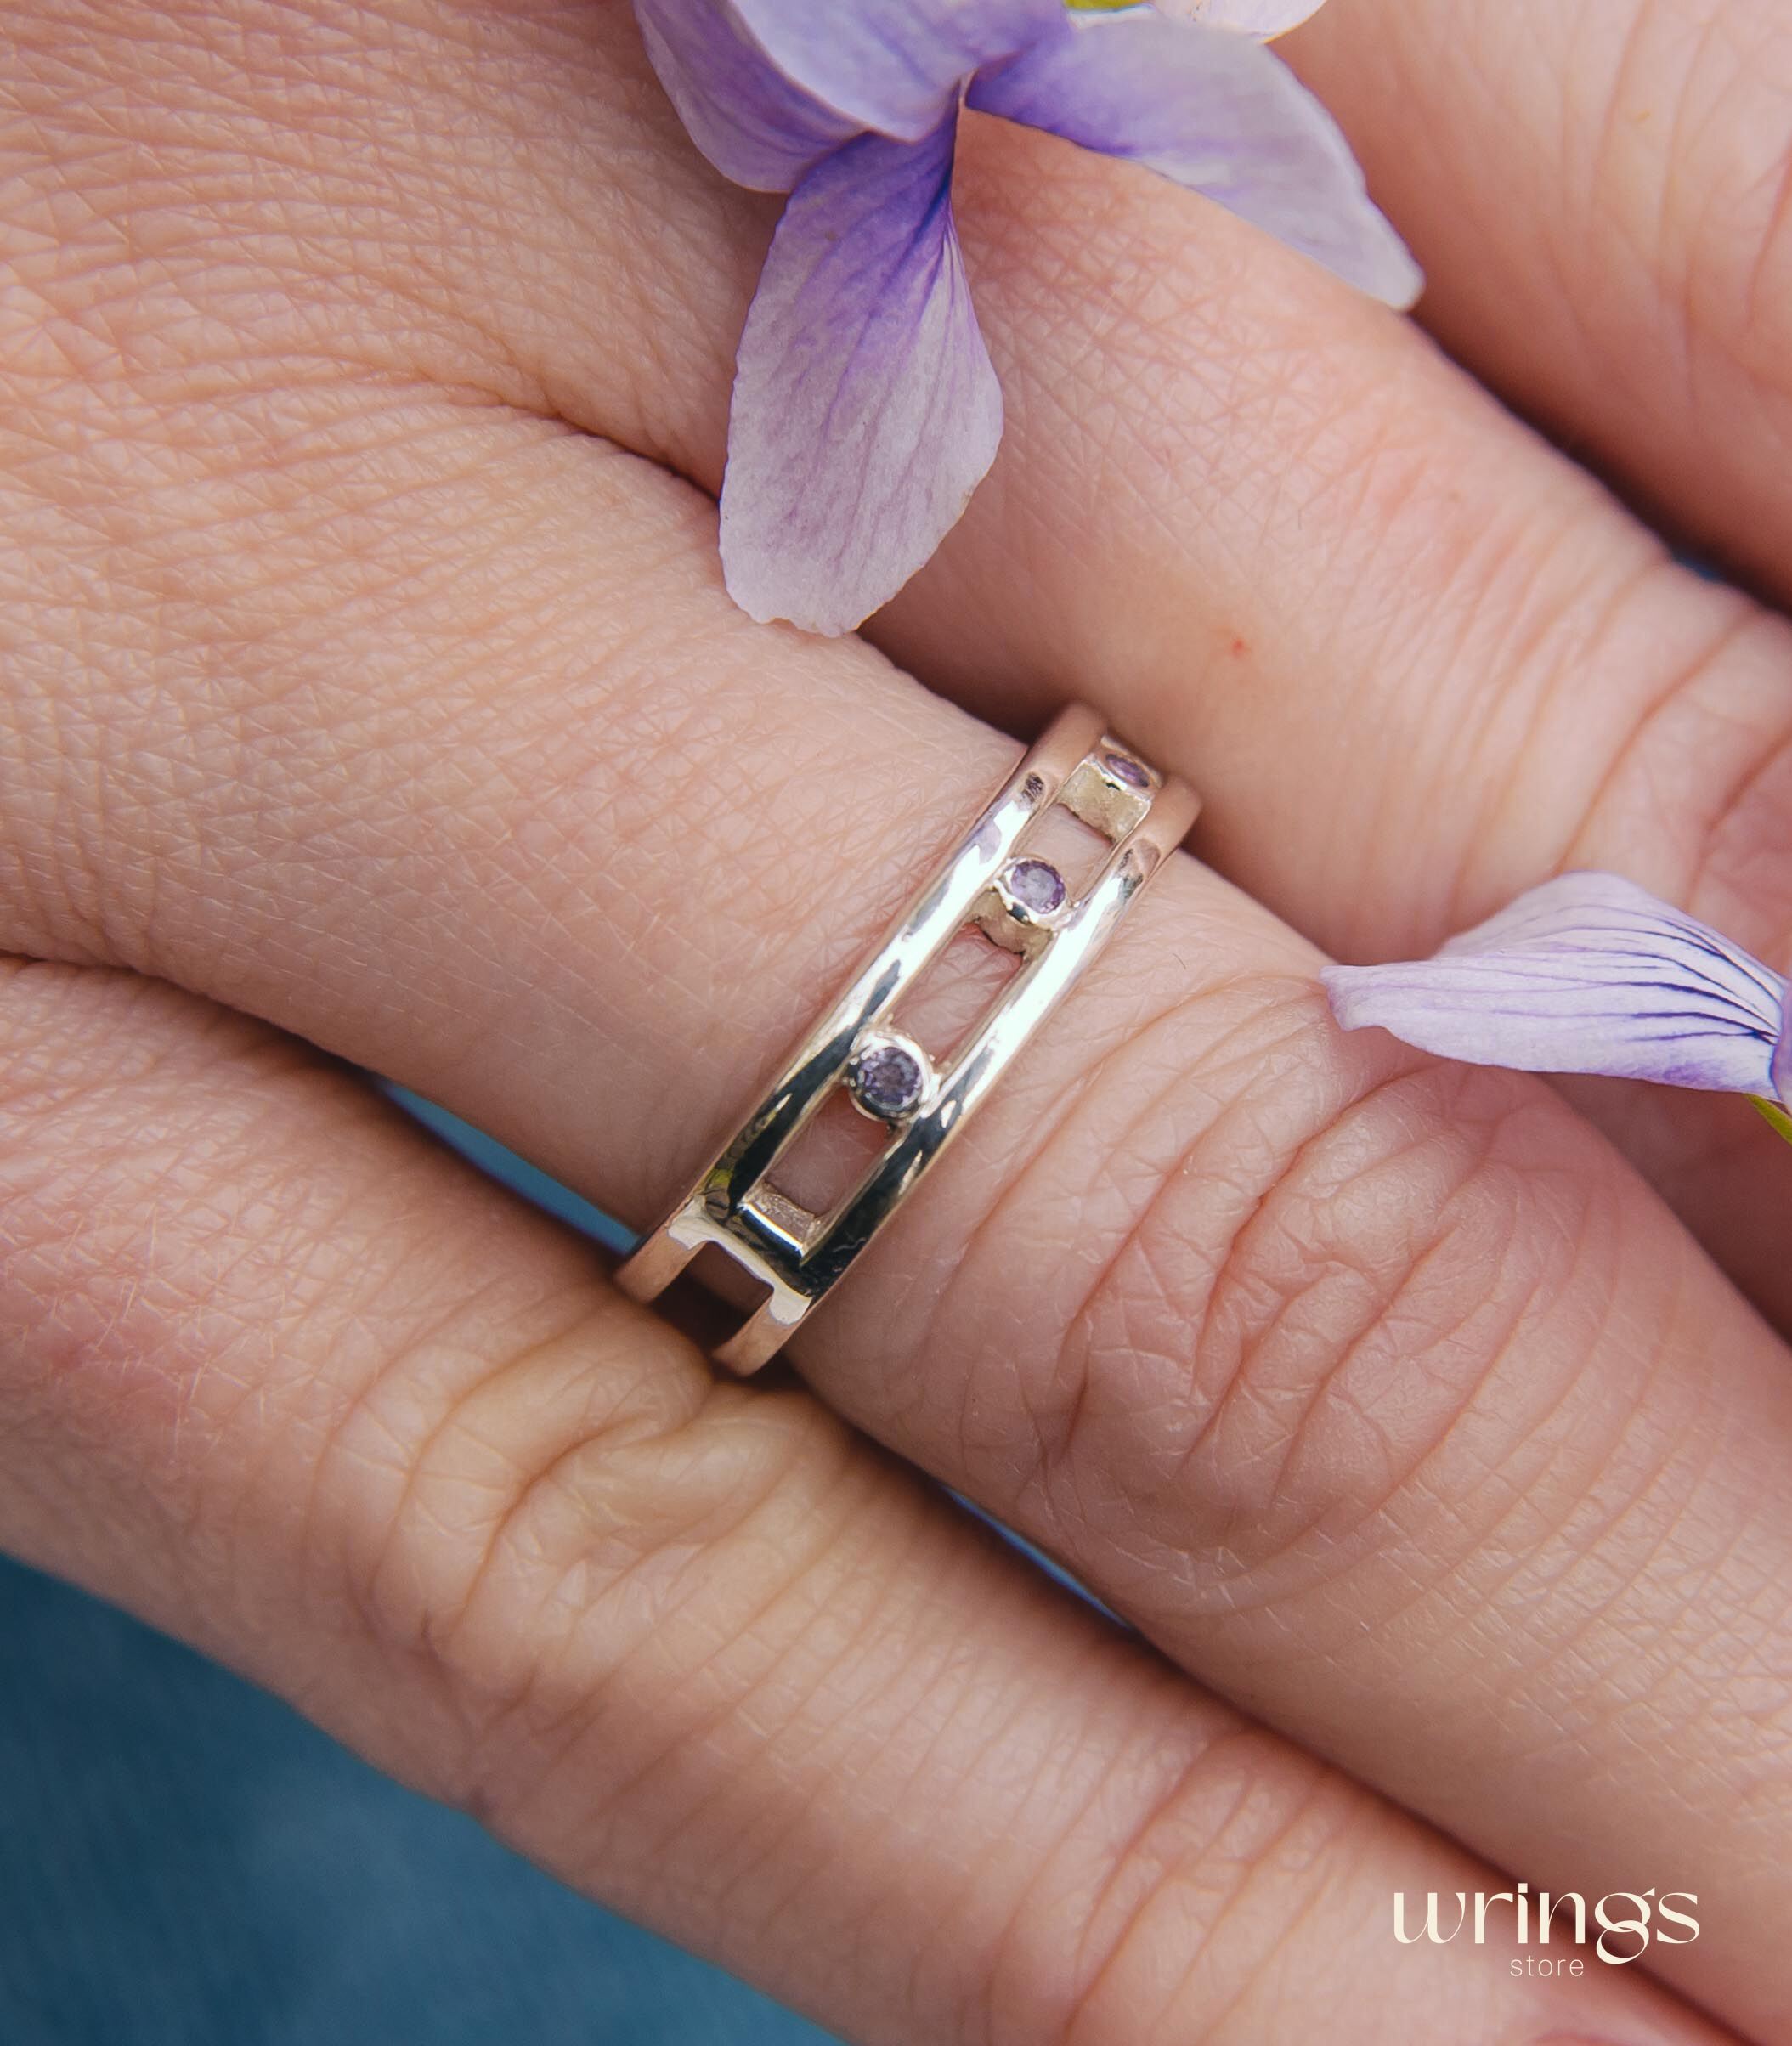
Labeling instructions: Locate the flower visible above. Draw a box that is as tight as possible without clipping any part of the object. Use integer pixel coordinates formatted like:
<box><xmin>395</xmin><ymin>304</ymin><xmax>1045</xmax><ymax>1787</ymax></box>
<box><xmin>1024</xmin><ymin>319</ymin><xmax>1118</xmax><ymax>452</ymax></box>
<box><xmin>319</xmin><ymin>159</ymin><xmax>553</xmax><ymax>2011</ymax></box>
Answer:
<box><xmin>1322</xmin><ymin>872</ymin><xmax>1792</xmax><ymax>1118</ymax></box>
<box><xmin>631</xmin><ymin>0</ymin><xmax>1422</xmax><ymax>634</ymax></box>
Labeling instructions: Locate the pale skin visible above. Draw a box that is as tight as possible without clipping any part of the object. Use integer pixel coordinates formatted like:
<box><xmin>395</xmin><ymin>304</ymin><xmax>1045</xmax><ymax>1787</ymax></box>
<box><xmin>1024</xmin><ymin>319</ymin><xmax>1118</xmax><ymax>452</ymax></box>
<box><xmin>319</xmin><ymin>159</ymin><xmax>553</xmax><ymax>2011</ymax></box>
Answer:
<box><xmin>3</xmin><ymin>1</ymin><xmax>1792</xmax><ymax>2039</ymax></box>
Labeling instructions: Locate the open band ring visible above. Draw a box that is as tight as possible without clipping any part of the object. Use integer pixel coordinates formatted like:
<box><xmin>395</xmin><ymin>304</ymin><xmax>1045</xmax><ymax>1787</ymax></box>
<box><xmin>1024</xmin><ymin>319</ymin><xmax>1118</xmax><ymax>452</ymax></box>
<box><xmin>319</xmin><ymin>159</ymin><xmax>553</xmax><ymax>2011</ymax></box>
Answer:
<box><xmin>617</xmin><ymin>704</ymin><xmax>1201</xmax><ymax>1374</ymax></box>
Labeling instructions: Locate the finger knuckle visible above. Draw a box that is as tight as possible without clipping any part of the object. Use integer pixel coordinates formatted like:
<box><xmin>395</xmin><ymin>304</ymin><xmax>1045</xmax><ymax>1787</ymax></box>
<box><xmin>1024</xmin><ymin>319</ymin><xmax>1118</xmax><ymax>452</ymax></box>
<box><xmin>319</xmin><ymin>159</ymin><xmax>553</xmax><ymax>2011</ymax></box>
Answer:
<box><xmin>1540</xmin><ymin>559</ymin><xmax>1792</xmax><ymax>969</ymax></box>
<box><xmin>990</xmin><ymin>1727</ymin><xmax>1365</xmax><ymax>2046</ymax></box>
<box><xmin>970</xmin><ymin>968</ymin><xmax>1603</xmax><ymax>1619</ymax></box>
<box><xmin>330</xmin><ymin>1308</ymin><xmax>859</xmax><ymax>1823</ymax></box>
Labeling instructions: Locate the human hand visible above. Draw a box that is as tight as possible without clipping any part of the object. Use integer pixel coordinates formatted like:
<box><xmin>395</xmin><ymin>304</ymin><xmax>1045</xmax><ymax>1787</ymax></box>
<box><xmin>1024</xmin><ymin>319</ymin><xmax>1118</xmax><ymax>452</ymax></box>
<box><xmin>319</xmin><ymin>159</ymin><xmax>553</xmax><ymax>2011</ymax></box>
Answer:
<box><xmin>3</xmin><ymin>3</ymin><xmax>1789</xmax><ymax>2039</ymax></box>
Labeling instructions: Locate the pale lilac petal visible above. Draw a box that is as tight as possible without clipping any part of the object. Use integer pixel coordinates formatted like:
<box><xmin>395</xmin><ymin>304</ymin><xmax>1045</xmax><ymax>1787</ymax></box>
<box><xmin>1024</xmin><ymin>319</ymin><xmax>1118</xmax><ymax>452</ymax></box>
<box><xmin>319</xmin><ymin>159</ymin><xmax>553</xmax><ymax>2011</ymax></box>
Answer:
<box><xmin>632</xmin><ymin>0</ymin><xmax>858</xmax><ymax>192</ymax></box>
<box><xmin>729</xmin><ymin>0</ymin><xmax>1060</xmax><ymax>142</ymax></box>
<box><xmin>720</xmin><ymin>118</ymin><xmax>1003</xmax><ymax>635</ymax></box>
<box><xmin>1323</xmin><ymin>873</ymin><xmax>1787</xmax><ymax>1097</ymax></box>
<box><xmin>1150</xmin><ymin>0</ymin><xmax>1327</xmax><ymax>36</ymax></box>
<box><xmin>967</xmin><ymin>11</ymin><xmax>1422</xmax><ymax>306</ymax></box>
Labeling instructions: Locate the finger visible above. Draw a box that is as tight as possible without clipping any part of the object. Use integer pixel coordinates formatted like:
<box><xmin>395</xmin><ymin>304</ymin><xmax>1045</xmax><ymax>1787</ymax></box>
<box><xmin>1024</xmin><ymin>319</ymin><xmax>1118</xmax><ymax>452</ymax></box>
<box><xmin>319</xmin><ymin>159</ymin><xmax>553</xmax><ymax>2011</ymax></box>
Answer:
<box><xmin>25</xmin><ymin>0</ymin><xmax>1780</xmax><ymax>1319</ymax></box>
<box><xmin>6</xmin><ymin>336</ymin><xmax>1792</xmax><ymax>2042</ymax></box>
<box><xmin>1280</xmin><ymin>0</ymin><xmax>1792</xmax><ymax>605</ymax></box>
<box><xmin>5</xmin><ymin>966</ymin><xmax>1720</xmax><ymax>2046</ymax></box>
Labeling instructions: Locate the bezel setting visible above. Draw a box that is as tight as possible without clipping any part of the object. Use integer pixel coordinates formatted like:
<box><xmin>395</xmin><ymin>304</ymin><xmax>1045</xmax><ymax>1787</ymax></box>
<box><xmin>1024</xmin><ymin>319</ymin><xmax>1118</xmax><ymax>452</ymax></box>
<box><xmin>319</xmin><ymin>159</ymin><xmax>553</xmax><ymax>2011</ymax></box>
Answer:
<box><xmin>845</xmin><ymin>1032</ymin><xmax>933</xmax><ymax>1124</ymax></box>
<box><xmin>979</xmin><ymin>855</ymin><xmax>1071</xmax><ymax>955</ymax></box>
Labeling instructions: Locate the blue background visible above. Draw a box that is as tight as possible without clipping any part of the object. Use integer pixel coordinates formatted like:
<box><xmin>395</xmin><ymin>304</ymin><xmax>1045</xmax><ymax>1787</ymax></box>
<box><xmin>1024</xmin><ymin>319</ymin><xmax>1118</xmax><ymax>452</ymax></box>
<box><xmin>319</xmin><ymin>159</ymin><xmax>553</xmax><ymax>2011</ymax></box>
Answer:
<box><xmin>0</xmin><ymin>1557</ymin><xmax>839</xmax><ymax>2045</ymax></box>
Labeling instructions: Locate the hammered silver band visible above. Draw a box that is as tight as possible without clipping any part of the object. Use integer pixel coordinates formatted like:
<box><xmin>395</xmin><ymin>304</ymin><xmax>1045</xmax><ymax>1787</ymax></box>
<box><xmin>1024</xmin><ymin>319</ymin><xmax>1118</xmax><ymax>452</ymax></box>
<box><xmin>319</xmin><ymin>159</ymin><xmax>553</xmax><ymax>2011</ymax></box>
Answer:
<box><xmin>617</xmin><ymin>704</ymin><xmax>1200</xmax><ymax>1374</ymax></box>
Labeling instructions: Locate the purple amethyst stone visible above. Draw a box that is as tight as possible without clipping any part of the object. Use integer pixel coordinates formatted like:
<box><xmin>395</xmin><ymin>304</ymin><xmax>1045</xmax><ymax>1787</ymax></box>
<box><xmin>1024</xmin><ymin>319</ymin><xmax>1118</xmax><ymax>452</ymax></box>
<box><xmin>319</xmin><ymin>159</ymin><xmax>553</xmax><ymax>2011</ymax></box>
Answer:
<box><xmin>850</xmin><ymin>1043</ymin><xmax>925</xmax><ymax>1120</ymax></box>
<box><xmin>1101</xmin><ymin>749</ymin><xmax>1152</xmax><ymax>790</ymax></box>
<box><xmin>1006</xmin><ymin>858</ymin><xmax>1067</xmax><ymax>918</ymax></box>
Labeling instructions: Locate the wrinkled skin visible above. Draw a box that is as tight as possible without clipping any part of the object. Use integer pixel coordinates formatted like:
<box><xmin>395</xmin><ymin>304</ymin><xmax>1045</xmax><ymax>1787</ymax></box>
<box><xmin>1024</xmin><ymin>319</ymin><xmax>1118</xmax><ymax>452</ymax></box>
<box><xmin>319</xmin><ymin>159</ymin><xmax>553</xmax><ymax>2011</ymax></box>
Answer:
<box><xmin>5</xmin><ymin>3</ymin><xmax>1792</xmax><ymax>2041</ymax></box>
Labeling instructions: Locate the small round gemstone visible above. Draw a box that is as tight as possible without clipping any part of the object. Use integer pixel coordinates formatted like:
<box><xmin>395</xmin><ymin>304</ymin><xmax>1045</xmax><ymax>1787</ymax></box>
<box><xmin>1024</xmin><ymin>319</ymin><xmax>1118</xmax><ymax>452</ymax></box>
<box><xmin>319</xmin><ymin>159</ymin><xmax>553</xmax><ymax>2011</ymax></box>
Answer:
<box><xmin>1101</xmin><ymin>749</ymin><xmax>1152</xmax><ymax>790</ymax></box>
<box><xmin>850</xmin><ymin>1043</ymin><xmax>925</xmax><ymax>1120</ymax></box>
<box><xmin>1006</xmin><ymin>857</ymin><xmax>1066</xmax><ymax>918</ymax></box>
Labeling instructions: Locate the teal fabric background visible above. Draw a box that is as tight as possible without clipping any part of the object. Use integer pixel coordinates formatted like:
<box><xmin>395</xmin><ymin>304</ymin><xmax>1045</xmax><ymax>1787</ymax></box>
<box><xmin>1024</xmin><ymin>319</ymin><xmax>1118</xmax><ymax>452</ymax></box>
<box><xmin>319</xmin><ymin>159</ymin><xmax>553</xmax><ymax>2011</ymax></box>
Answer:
<box><xmin>0</xmin><ymin>1557</ymin><xmax>840</xmax><ymax>2044</ymax></box>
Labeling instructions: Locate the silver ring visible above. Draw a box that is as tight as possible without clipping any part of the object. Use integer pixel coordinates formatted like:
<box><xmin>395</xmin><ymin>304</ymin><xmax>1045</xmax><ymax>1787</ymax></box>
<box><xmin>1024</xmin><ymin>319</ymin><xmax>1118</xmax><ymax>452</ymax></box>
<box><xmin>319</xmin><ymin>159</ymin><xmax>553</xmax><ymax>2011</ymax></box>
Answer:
<box><xmin>617</xmin><ymin>704</ymin><xmax>1201</xmax><ymax>1373</ymax></box>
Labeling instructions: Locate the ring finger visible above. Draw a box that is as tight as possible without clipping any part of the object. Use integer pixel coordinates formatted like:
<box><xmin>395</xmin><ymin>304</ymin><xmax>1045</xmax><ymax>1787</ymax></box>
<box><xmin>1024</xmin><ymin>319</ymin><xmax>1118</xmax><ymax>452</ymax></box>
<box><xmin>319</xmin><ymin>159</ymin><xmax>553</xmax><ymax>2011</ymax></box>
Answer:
<box><xmin>33</xmin><ymin>0</ymin><xmax>1778</xmax><ymax>1329</ymax></box>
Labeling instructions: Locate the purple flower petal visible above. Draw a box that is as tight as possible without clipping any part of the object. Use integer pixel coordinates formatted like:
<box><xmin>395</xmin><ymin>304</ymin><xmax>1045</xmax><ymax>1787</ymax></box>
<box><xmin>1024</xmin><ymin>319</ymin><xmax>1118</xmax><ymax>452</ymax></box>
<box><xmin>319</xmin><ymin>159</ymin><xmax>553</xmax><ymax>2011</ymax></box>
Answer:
<box><xmin>720</xmin><ymin>117</ymin><xmax>1003</xmax><ymax>635</ymax></box>
<box><xmin>967</xmin><ymin>10</ymin><xmax>1422</xmax><ymax>306</ymax></box>
<box><xmin>1323</xmin><ymin>872</ymin><xmax>1788</xmax><ymax>1099</ymax></box>
<box><xmin>1151</xmin><ymin>0</ymin><xmax>1328</xmax><ymax>35</ymax></box>
<box><xmin>632</xmin><ymin>0</ymin><xmax>859</xmax><ymax>192</ymax></box>
<box><xmin>1771</xmin><ymin>983</ymin><xmax>1792</xmax><ymax>1106</ymax></box>
<box><xmin>727</xmin><ymin>0</ymin><xmax>1060</xmax><ymax>142</ymax></box>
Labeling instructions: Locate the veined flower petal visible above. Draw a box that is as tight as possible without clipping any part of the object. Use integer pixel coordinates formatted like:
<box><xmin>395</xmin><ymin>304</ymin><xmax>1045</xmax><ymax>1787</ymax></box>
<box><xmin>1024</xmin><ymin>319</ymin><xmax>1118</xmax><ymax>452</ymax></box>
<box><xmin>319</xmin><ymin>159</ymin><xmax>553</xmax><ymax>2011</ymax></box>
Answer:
<box><xmin>1150</xmin><ymin>0</ymin><xmax>1328</xmax><ymax>37</ymax></box>
<box><xmin>1323</xmin><ymin>872</ymin><xmax>1789</xmax><ymax>1099</ymax></box>
<box><xmin>728</xmin><ymin>0</ymin><xmax>1060</xmax><ymax>142</ymax></box>
<box><xmin>967</xmin><ymin>9</ymin><xmax>1422</xmax><ymax>306</ymax></box>
<box><xmin>720</xmin><ymin>117</ymin><xmax>1003</xmax><ymax>636</ymax></box>
<box><xmin>633</xmin><ymin>0</ymin><xmax>860</xmax><ymax>192</ymax></box>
